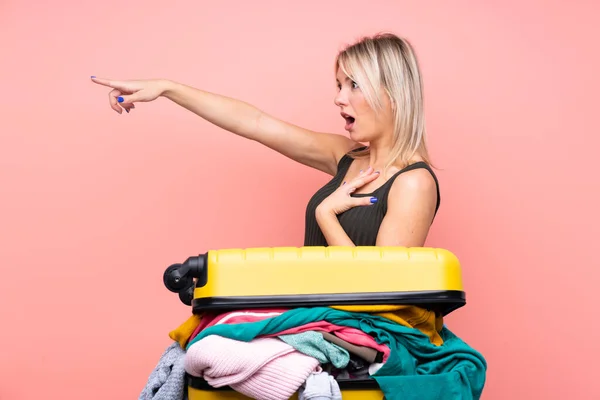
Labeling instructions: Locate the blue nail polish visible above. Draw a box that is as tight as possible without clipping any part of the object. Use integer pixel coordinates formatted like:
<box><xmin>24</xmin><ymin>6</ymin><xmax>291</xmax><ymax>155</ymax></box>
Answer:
<box><xmin>370</xmin><ymin>197</ymin><xmax>378</xmax><ymax>204</ymax></box>
<box><xmin>117</xmin><ymin>96</ymin><xmax>124</xmax><ymax>103</ymax></box>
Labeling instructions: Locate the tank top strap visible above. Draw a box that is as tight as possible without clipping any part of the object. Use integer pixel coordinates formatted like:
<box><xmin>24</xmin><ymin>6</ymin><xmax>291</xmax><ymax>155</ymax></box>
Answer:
<box><xmin>334</xmin><ymin>152</ymin><xmax>355</xmax><ymax>180</ymax></box>
<box><xmin>335</xmin><ymin>146</ymin><xmax>369</xmax><ymax>178</ymax></box>
<box><xmin>380</xmin><ymin>161</ymin><xmax>441</xmax><ymax>215</ymax></box>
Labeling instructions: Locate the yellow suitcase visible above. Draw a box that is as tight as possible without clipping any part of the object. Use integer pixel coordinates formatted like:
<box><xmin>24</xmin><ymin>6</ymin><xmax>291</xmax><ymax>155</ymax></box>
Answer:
<box><xmin>163</xmin><ymin>246</ymin><xmax>466</xmax><ymax>400</ymax></box>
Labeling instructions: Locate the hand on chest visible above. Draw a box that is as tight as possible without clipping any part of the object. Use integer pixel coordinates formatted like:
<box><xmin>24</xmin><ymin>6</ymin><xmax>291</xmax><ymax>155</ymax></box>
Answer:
<box><xmin>341</xmin><ymin>164</ymin><xmax>395</xmax><ymax>196</ymax></box>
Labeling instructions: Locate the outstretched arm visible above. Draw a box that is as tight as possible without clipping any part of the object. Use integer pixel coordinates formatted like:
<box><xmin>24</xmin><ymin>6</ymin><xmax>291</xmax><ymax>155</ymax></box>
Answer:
<box><xmin>91</xmin><ymin>77</ymin><xmax>358</xmax><ymax>175</ymax></box>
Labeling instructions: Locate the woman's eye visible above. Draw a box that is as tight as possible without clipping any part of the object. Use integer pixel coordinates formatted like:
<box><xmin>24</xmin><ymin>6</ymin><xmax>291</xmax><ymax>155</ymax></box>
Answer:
<box><xmin>351</xmin><ymin>81</ymin><xmax>359</xmax><ymax>89</ymax></box>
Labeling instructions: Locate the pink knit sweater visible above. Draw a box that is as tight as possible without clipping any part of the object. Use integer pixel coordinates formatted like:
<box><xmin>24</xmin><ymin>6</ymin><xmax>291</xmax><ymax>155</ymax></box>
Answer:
<box><xmin>185</xmin><ymin>335</ymin><xmax>320</xmax><ymax>400</ymax></box>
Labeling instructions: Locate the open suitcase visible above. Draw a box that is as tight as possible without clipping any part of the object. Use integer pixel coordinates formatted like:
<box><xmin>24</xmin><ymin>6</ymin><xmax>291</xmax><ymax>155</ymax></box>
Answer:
<box><xmin>163</xmin><ymin>246</ymin><xmax>466</xmax><ymax>400</ymax></box>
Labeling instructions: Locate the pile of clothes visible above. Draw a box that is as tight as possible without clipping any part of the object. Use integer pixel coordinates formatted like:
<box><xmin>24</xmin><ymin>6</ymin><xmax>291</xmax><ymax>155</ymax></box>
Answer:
<box><xmin>139</xmin><ymin>305</ymin><xmax>487</xmax><ymax>400</ymax></box>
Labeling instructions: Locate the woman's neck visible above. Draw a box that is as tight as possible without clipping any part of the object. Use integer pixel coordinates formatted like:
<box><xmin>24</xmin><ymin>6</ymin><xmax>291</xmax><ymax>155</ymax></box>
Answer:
<box><xmin>365</xmin><ymin>138</ymin><xmax>423</xmax><ymax>173</ymax></box>
<box><xmin>365</xmin><ymin>137</ymin><xmax>393</xmax><ymax>171</ymax></box>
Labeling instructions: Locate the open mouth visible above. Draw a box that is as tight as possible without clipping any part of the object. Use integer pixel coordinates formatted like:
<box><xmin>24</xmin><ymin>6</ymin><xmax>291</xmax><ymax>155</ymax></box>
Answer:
<box><xmin>341</xmin><ymin>112</ymin><xmax>356</xmax><ymax>131</ymax></box>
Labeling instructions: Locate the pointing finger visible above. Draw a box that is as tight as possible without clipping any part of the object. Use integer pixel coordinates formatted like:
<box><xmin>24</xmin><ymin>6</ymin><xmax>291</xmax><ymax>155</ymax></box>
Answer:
<box><xmin>91</xmin><ymin>76</ymin><xmax>127</xmax><ymax>91</ymax></box>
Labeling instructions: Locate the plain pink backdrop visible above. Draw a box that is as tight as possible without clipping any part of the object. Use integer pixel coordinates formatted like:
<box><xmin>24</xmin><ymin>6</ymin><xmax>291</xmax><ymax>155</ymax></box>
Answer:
<box><xmin>1</xmin><ymin>1</ymin><xmax>598</xmax><ymax>399</ymax></box>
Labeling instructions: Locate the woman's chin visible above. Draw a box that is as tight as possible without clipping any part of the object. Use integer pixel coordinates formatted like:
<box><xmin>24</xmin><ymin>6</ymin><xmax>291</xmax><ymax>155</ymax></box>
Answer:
<box><xmin>349</xmin><ymin>131</ymin><xmax>370</xmax><ymax>143</ymax></box>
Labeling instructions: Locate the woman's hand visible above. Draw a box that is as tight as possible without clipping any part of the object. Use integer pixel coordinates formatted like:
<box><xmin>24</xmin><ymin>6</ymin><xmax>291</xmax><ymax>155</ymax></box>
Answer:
<box><xmin>316</xmin><ymin>166</ymin><xmax>380</xmax><ymax>218</ymax></box>
<box><xmin>90</xmin><ymin>77</ymin><xmax>171</xmax><ymax>114</ymax></box>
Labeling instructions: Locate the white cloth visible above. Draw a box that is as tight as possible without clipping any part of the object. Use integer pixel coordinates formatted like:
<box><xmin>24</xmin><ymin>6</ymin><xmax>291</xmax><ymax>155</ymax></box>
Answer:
<box><xmin>299</xmin><ymin>371</ymin><xmax>342</xmax><ymax>400</ymax></box>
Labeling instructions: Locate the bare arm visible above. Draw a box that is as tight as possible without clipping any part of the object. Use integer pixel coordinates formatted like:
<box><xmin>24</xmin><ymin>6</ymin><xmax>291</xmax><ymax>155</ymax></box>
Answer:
<box><xmin>91</xmin><ymin>77</ymin><xmax>357</xmax><ymax>175</ymax></box>
<box><xmin>376</xmin><ymin>169</ymin><xmax>438</xmax><ymax>247</ymax></box>
<box><xmin>315</xmin><ymin>209</ymin><xmax>356</xmax><ymax>246</ymax></box>
<box><xmin>162</xmin><ymin>81</ymin><xmax>357</xmax><ymax>175</ymax></box>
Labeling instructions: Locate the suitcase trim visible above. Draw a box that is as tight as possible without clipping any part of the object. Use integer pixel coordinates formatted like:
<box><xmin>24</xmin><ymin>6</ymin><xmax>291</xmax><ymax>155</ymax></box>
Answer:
<box><xmin>191</xmin><ymin>289</ymin><xmax>465</xmax><ymax>315</ymax></box>
<box><xmin>186</xmin><ymin>374</ymin><xmax>381</xmax><ymax>391</ymax></box>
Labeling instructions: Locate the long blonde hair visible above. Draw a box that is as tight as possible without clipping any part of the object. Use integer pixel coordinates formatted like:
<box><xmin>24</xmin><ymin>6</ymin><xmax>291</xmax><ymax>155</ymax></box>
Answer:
<box><xmin>336</xmin><ymin>33</ymin><xmax>432</xmax><ymax>170</ymax></box>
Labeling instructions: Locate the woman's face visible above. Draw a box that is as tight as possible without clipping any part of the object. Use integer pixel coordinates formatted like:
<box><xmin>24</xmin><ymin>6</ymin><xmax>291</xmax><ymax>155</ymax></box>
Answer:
<box><xmin>334</xmin><ymin>67</ymin><xmax>394</xmax><ymax>143</ymax></box>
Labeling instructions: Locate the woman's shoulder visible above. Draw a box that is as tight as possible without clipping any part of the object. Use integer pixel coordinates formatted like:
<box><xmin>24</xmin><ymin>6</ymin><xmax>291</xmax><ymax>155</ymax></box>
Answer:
<box><xmin>387</xmin><ymin>160</ymin><xmax>439</xmax><ymax>207</ymax></box>
<box><xmin>392</xmin><ymin>166</ymin><xmax>438</xmax><ymax>192</ymax></box>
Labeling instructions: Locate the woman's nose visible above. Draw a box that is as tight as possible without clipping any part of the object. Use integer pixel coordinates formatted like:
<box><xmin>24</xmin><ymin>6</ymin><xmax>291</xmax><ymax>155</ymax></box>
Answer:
<box><xmin>334</xmin><ymin>90</ymin><xmax>348</xmax><ymax>107</ymax></box>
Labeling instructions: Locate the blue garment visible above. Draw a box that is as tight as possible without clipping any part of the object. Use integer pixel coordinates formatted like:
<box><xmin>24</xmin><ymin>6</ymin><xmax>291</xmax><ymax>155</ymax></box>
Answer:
<box><xmin>187</xmin><ymin>307</ymin><xmax>487</xmax><ymax>400</ymax></box>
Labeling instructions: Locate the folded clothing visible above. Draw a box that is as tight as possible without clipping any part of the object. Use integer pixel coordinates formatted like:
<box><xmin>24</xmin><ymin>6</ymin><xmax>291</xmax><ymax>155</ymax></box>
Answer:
<box><xmin>139</xmin><ymin>342</ymin><xmax>186</xmax><ymax>400</ymax></box>
<box><xmin>169</xmin><ymin>315</ymin><xmax>203</xmax><ymax>349</ymax></box>
<box><xmin>186</xmin><ymin>307</ymin><xmax>487</xmax><ymax>400</ymax></box>
<box><xmin>185</xmin><ymin>335</ymin><xmax>320</xmax><ymax>400</ymax></box>
<box><xmin>187</xmin><ymin>309</ymin><xmax>288</xmax><ymax>344</ymax></box>
<box><xmin>209</xmin><ymin>309</ymin><xmax>289</xmax><ymax>326</ymax></box>
<box><xmin>299</xmin><ymin>371</ymin><xmax>342</xmax><ymax>400</ymax></box>
<box><xmin>262</xmin><ymin>320</ymin><xmax>390</xmax><ymax>362</ymax></box>
<box><xmin>332</xmin><ymin>305</ymin><xmax>444</xmax><ymax>346</ymax></box>
<box><xmin>321</xmin><ymin>331</ymin><xmax>383</xmax><ymax>363</ymax></box>
<box><xmin>279</xmin><ymin>331</ymin><xmax>350</xmax><ymax>368</ymax></box>
<box><xmin>171</xmin><ymin>304</ymin><xmax>443</xmax><ymax>350</ymax></box>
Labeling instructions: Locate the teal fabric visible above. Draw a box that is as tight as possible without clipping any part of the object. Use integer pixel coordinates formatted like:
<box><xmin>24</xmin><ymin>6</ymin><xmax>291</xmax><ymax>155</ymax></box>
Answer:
<box><xmin>187</xmin><ymin>307</ymin><xmax>487</xmax><ymax>400</ymax></box>
<box><xmin>278</xmin><ymin>331</ymin><xmax>350</xmax><ymax>368</ymax></box>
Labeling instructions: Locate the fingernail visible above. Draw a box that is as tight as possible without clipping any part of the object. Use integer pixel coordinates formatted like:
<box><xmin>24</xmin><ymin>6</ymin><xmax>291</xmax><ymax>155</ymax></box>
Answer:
<box><xmin>370</xmin><ymin>197</ymin><xmax>378</xmax><ymax>204</ymax></box>
<box><xmin>117</xmin><ymin>96</ymin><xmax>124</xmax><ymax>103</ymax></box>
<box><xmin>90</xmin><ymin>76</ymin><xmax>96</xmax><ymax>78</ymax></box>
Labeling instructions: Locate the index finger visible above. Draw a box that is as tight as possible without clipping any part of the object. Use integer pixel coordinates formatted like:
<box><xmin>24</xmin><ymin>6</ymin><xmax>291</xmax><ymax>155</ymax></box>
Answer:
<box><xmin>90</xmin><ymin>76</ymin><xmax>123</xmax><ymax>89</ymax></box>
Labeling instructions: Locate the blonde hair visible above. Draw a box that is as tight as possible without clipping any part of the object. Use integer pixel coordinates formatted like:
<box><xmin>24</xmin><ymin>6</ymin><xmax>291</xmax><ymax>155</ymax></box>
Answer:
<box><xmin>336</xmin><ymin>33</ymin><xmax>432</xmax><ymax>170</ymax></box>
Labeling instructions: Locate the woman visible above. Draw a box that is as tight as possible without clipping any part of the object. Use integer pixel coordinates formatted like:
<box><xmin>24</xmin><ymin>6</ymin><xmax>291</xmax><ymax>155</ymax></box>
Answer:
<box><xmin>91</xmin><ymin>33</ymin><xmax>440</xmax><ymax>248</ymax></box>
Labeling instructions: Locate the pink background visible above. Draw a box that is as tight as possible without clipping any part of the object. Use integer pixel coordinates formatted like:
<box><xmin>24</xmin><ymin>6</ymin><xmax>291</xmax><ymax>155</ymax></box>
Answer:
<box><xmin>1</xmin><ymin>1</ymin><xmax>598</xmax><ymax>399</ymax></box>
